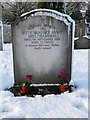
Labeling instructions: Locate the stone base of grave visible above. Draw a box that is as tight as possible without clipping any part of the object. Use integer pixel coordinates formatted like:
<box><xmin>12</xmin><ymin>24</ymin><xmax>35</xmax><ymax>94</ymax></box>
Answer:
<box><xmin>8</xmin><ymin>84</ymin><xmax>74</xmax><ymax>97</ymax></box>
<box><xmin>74</xmin><ymin>36</ymin><xmax>90</xmax><ymax>49</ymax></box>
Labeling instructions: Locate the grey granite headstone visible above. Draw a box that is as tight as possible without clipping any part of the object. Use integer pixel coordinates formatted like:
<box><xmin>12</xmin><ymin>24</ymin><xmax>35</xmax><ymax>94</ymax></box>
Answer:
<box><xmin>0</xmin><ymin>21</ymin><xmax>3</xmax><ymax>50</ymax></box>
<box><xmin>12</xmin><ymin>9</ymin><xmax>75</xmax><ymax>84</ymax></box>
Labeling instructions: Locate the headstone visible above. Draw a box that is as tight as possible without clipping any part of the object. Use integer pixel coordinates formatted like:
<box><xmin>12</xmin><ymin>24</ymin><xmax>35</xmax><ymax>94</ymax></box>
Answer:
<box><xmin>3</xmin><ymin>24</ymin><xmax>12</xmax><ymax>43</ymax></box>
<box><xmin>12</xmin><ymin>9</ymin><xmax>75</xmax><ymax>84</ymax></box>
<box><xmin>87</xmin><ymin>24</ymin><xmax>90</xmax><ymax>38</ymax></box>
<box><xmin>74</xmin><ymin>37</ymin><xmax>90</xmax><ymax>49</ymax></box>
<box><xmin>85</xmin><ymin>21</ymin><xmax>90</xmax><ymax>38</ymax></box>
<box><xmin>74</xmin><ymin>20</ymin><xmax>90</xmax><ymax>49</ymax></box>
<box><xmin>75</xmin><ymin>23</ymin><xmax>80</xmax><ymax>37</ymax></box>
<box><xmin>0</xmin><ymin>4</ymin><xmax>3</xmax><ymax>50</ymax></box>
<box><xmin>79</xmin><ymin>19</ymin><xmax>86</xmax><ymax>38</ymax></box>
<box><xmin>0</xmin><ymin>21</ymin><xmax>3</xmax><ymax>50</ymax></box>
<box><xmin>75</xmin><ymin>19</ymin><xmax>89</xmax><ymax>38</ymax></box>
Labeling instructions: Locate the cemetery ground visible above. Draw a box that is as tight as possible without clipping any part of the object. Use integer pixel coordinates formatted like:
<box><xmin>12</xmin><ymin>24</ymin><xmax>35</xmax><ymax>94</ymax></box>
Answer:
<box><xmin>0</xmin><ymin>43</ymin><xmax>88</xmax><ymax>118</ymax></box>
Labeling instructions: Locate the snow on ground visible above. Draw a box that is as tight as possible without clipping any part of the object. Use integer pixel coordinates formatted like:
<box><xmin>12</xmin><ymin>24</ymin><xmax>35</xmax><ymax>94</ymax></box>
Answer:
<box><xmin>0</xmin><ymin>44</ymin><xmax>14</xmax><ymax>90</ymax></box>
<box><xmin>0</xmin><ymin>44</ymin><xmax>88</xmax><ymax>118</ymax></box>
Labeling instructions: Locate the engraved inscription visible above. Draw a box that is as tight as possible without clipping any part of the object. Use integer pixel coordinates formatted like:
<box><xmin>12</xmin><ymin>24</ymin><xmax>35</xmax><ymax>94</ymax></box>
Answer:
<box><xmin>22</xmin><ymin>25</ymin><xmax>63</xmax><ymax>50</ymax></box>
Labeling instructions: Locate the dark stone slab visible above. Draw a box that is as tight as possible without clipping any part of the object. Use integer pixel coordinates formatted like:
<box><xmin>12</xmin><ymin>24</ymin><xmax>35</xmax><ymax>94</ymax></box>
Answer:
<box><xmin>74</xmin><ymin>37</ymin><xmax>90</xmax><ymax>49</ymax></box>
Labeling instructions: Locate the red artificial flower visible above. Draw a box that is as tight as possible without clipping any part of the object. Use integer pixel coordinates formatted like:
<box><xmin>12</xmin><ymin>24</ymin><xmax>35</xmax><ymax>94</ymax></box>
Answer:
<box><xmin>26</xmin><ymin>74</ymin><xmax>32</xmax><ymax>80</ymax></box>
<box><xmin>58</xmin><ymin>74</ymin><xmax>63</xmax><ymax>78</ymax></box>
<box><xmin>58</xmin><ymin>71</ymin><xmax>68</xmax><ymax>78</ymax></box>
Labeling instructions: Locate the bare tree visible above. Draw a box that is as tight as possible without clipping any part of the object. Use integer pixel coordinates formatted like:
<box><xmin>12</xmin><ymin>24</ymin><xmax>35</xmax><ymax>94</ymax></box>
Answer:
<box><xmin>65</xmin><ymin>2</ymin><xmax>80</xmax><ymax>15</ymax></box>
<box><xmin>1</xmin><ymin>1</ymin><xmax>38</xmax><ymax>24</ymax></box>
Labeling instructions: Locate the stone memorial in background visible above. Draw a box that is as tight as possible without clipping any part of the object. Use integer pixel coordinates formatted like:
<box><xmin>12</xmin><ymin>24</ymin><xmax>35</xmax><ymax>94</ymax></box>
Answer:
<box><xmin>3</xmin><ymin>24</ymin><xmax>12</xmax><ymax>43</ymax></box>
<box><xmin>74</xmin><ymin>19</ymin><xmax>90</xmax><ymax>49</ymax></box>
<box><xmin>0</xmin><ymin>21</ymin><xmax>3</xmax><ymax>50</ymax></box>
<box><xmin>12</xmin><ymin>9</ymin><xmax>75</xmax><ymax>84</ymax></box>
<box><xmin>87</xmin><ymin>24</ymin><xmax>90</xmax><ymax>38</ymax></box>
<box><xmin>85</xmin><ymin>21</ymin><xmax>90</xmax><ymax>38</ymax></box>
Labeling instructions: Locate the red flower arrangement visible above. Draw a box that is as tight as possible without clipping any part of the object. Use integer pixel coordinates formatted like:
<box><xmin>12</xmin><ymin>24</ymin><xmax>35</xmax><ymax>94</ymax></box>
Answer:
<box><xmin>26</xmin><ymin>74</ymin><xmax>32</xmax><ymax>81</ymax></box>
<box><xmin>20</xmin><ymin>74</ymin><xmax>32</xmax><ymax>94</ymax></box>
<box><xmin>58</xmin><ymin>71</ymin><xmax>69</xmax><ymax>84</ymax></box>
<box><xmin>58</xmin><ymin>71</ymin><xmax>73</xmax><ymax>92</ymax></box>
<box><xmin>58</xmin><ymin>71</ymin><xmax>68</xmax><ymax>78</ymax></box>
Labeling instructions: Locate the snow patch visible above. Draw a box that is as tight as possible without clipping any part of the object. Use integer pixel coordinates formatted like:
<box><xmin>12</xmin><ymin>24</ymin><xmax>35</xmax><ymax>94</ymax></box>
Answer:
<box><xmin>0</xmin><ymin>44</ymin><xmax>88</xmax><ymax>118</ymax></box>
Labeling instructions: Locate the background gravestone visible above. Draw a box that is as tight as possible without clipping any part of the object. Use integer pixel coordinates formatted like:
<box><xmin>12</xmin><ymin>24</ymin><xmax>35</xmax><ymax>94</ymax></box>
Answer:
<box><xmin>3</xmin><ymin>24</ymin><xmax>12</xmax><ymax>43</ymax></box>
<box><xmin>12</xmin><ymin>9</ymin><xmax>75</xmax><ymax>84</ymax></box>
<box><xmin>0</xmin><ymin>21</ymin><xmax>3</xmax><ymax>50</ymax></box>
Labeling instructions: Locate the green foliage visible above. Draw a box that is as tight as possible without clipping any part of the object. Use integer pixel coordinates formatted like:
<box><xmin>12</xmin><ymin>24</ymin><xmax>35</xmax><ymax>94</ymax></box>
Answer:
<box><xmin>38</xmin><ymin>2</ymin><xmax>64</xmax><ymax>13</ymax></box>
<box><xmin>38</xmin><ymin>2</ymin><xmax>50</xmax><ymax>9</ymax></box>
<box><xmin>21</xmin><ymin>81</ymin><xmax>31</xmax><ymax>87</ymax></box>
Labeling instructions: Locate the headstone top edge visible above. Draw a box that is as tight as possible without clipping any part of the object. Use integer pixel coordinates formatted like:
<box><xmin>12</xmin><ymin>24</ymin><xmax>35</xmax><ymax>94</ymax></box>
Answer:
<box><xmin>12</xmin><ymin>9</ymin><xmax>74</xmax><ymax>28</ymax></box>
<box><xmin>21</xmin><ymin>9</ymin><xmax>74</xmax><ymax>23</ymax></box>
<box><xmin>20</xmin><ymin>9</ymin><xmax>75</xmax><ymax>24</ymax></box>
